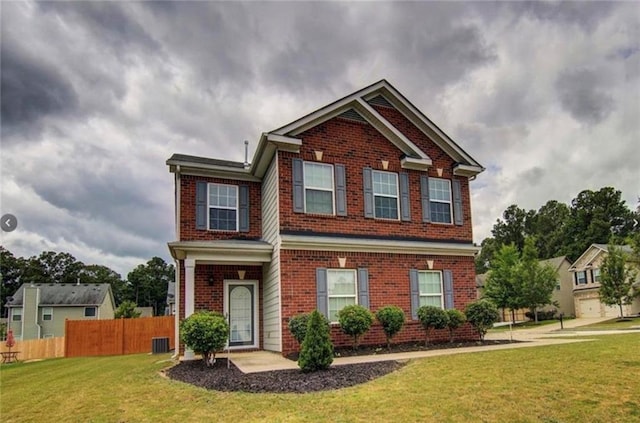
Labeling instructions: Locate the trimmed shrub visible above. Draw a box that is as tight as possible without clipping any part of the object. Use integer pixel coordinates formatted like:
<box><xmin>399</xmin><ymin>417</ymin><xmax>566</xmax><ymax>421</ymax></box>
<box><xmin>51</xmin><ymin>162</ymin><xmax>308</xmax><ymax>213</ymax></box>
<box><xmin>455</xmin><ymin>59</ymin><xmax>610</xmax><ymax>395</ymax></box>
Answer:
<box><xmin>288</xmin><ymin>313</ymin><xmax>311</xmax><ymax>345</ymax></box>
<box><xmin>376</xmin><ymin>305</ymin><xmax>405</xmax><ymax>350</ymax></box>
<box><xmin>417</xmin><ymin>305</ymin><xmax>449</xmax><ymax>346</ymax></box>
<box><xmin>524</xmin><ymin>310</ymin><xmax>557</xmax><ymax>321</ymax></box>
<box><xmin>180</xmin><ymin>311</ymin><xmax>229</xmax><ymax>366</ymax></box>
<box><xmin>298</xmin><ymin>310</ymin><xmax>334</xmax><ymax>372</ymax></box>
<box><xmin>465</xmin><ymin>300</ymin><xmax>499</xmax><ymax>342</ymax></box>
<box><xmin>337</xmin><ymin>304</ymin><xmax>374</xmax><ymax>350</ymax></box>
<box><xmin>445</xmin><ymin>309</ymin><xmax>466</xmax><ymax>343</ymax></box>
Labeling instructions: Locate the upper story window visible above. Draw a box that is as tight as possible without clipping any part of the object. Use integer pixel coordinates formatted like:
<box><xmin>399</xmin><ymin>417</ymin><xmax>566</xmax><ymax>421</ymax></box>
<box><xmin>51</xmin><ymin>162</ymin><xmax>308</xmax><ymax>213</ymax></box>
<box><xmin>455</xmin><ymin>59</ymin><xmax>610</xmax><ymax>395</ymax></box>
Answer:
<box><xmin>592</xmin><ymin>268</ymin><xmax>601</xmax><ymax>283</ymax></box>
<box><xmin>209</xmin><ymin>183</ymin><xmax>238</xmax><ymax>231</ymax></box>
<box><xmin>418</xmin><ymin>271</ymin><xmax>444</xmax><ymax>308</ymax></box>
<box><xmin>42</xmin><ymin>307</ymin><xmax>53</xmax><ymax>321</ymax></box>
<box><xmin>372</xmin><ymin>171</ymin><xmax>399</xmax><ymax>219</ymax></box>
<box><xmin>429</xmin><ymin>178</ymin><xmax>453</xmax><ymax>224</ymax></box>
<box><xmin>304</xmin><ymin>162</ymin><xmax>334</xmax><ymax>214</ymax></box>
<box><xmin>11</xmin><ymin>308</ymin><xmax>22</xmax><ymax>322</ymax></box>
<box><xmin>575</xmin><ymin>271</ymin><xmax>587</xmax><ymax>285</ymax></box>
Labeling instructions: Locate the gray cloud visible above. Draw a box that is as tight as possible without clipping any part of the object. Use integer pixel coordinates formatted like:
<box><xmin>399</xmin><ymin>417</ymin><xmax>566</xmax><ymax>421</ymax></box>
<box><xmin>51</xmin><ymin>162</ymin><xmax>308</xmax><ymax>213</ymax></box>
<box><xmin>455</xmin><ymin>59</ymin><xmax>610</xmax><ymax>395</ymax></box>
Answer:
<box><xmin>556</xmin><ymin>68</ymin><xmax>615</xmax><ymax>124</ymax></box>
<box><xmin>0</xmin><ymin>43</ymin><xmax>78</xmax><ymax>139</ymax></box>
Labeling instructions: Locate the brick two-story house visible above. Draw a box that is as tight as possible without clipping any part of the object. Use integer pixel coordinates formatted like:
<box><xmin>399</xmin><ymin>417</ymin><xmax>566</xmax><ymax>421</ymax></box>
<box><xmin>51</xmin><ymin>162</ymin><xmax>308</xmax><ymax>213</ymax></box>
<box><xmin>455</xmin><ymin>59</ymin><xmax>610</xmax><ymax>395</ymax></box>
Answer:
<box><xmin>167</xmin><ymin>80</ymin><xmax>484</xmax><ymax>357</ymax></box>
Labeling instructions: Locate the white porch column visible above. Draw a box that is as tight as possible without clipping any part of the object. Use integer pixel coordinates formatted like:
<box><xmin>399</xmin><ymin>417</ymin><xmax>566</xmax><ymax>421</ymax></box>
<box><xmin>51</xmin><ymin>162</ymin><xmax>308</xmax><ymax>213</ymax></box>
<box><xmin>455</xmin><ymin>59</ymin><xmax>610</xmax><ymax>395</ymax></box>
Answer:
<box><xmin>183</xmin><ymin>258</ymin><xmax>196</xmax><ymax>360</ymax></box>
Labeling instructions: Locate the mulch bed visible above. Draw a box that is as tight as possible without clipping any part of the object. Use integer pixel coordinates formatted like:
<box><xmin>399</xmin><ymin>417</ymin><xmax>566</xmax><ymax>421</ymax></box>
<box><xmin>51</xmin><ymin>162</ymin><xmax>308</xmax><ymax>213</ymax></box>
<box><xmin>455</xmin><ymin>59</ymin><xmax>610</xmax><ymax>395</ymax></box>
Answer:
<box><xmin>165</xmin><ymin>339</ymin><xmax>519</xmax><ymax>394</ymax></box>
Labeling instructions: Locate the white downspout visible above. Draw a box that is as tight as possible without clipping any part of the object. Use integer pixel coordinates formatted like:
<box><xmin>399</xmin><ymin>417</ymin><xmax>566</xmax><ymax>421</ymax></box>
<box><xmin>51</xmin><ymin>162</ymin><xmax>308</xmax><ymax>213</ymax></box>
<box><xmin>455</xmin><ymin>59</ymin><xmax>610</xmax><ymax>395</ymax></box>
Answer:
<box><xmin>172</xmin><ymin>167</ymin><xmax>182</xmax><ymax>359</ymax></box>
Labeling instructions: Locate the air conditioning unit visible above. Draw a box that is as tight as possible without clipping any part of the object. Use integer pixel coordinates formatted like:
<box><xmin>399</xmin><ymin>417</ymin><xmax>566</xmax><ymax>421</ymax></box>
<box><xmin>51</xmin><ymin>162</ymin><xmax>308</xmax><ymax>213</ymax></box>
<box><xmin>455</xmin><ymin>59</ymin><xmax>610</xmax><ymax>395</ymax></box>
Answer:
<box><xmin>151</xmin><ymin>337</ymin><xmax>170</xmax><ymax>354</ymax></box>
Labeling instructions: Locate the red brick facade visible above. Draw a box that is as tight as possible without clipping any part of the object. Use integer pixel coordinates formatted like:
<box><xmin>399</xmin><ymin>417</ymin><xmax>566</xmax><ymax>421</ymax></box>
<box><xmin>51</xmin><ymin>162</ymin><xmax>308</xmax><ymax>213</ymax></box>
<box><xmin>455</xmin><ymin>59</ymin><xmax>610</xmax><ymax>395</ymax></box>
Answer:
<box><xmin>171</xmin><ymin>82</ymin><xmax>482</xmax><ymax>357</ymax></box>
<box><xmin>278</xmin><ymin>250</ymin><xmax>477</xmax><ymax>355</ymax></box>
<box><xmin>278</xmin><ymin>116</ymin><xmax>473</xmax><ymax>241</ymax></box>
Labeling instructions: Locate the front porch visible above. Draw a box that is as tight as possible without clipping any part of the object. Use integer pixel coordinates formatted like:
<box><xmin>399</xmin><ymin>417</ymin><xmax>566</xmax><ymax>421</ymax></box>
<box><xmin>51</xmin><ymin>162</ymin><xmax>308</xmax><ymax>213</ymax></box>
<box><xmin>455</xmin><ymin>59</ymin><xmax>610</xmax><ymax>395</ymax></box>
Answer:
<box><xmin>168</xmin><ymin>240</ymin><xmax>276</xmax><ymax>358</ymax></box>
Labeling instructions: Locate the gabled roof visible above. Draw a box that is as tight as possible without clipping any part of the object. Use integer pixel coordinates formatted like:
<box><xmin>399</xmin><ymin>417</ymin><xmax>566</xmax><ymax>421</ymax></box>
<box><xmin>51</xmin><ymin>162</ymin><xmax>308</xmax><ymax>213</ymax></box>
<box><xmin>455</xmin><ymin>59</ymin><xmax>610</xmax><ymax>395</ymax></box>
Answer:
<box><xmin>540</xmin><ymin>255</ymin><xmax>572</xmax><ymax>271</ymax></box>
<box><xmin>168</xmin><ymin>79</ymin><xmax>484</xmax><ymax>179</ymax></box>
<box><xmin>568</xmin><ymin>244</ymin><xmax>633</xmax><ymax>271</ymax></box>
<box><xmin>6</xmin><ymin>283</ymin><xmax>113</xmax><ymax>307</ymax></box>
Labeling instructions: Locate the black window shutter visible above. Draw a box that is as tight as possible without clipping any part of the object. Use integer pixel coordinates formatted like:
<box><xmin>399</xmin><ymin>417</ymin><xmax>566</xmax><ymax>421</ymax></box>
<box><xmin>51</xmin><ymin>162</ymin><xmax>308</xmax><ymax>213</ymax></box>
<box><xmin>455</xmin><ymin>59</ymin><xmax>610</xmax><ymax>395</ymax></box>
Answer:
<box><xmin>316</xmin><ymin>268</ymin><xmax>328</xmax><ymax>319</ymax></box>
<box><xmin>238</xmin><ymin>185</ymin><xmax>249</xmax><ymax>232</ymax></box>
<box><xmin>292</xmin><ymin>158</ymin><xmax>304</xmax><ymax>213</ymax></box>
<box><xmin>420</xmin><ymin>175</ymin><xmax>431</xmax><ymax>223</ymax></box>
<box><xmin>409</xmin><ymin>269</ymin><xmax>420</xmax><ymax>320</ymax></box>
<box><xmin>400</xmin><ymin>172</ymin><xmax>411</xmax><ymax>221</ymax></box>
<box><xmin>443</xmin><ymin>269</ymin><xmax>454</xmax><ymax>309</ymax></box>
<box><xmin>357</xmin><ymin>268</ymin><xmax>369</xmax><ymax>308</ymax></box>
<box><xmin>335</xmin><ymin>164</ymin><xmax>347</xmax><ymax>216</ymax></box>
<box><xmin>196</xmin><ymin>181</ymin><xmax>207</xmax><ymax>230</ymax></box>
<box><xmin>363</xmin><ymin>167</ymin><xmax>374</xmax><ymax>218</ymax></box>
<box><xmin>452</xmin><ymin>179</ymin><xmax>463</xmax><ymax>226</ymax></box>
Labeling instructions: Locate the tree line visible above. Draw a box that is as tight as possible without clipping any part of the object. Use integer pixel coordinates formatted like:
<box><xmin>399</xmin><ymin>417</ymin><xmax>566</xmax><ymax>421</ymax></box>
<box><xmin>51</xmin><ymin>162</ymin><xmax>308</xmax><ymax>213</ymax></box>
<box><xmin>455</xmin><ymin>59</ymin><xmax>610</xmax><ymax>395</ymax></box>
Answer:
<box><xmin>476</xmin><ymin>187</ymin><xmax>639</xmax><ymax>273</ymax></box>
<box><xmin>0</xmin><ymin>247</ymin><xmax>174</xmax><ymax>318</ymax></box>
<box><xmin>478</xmin><ymin>186</ymin><xmax>640</xmax><ymax>321</ymax></box>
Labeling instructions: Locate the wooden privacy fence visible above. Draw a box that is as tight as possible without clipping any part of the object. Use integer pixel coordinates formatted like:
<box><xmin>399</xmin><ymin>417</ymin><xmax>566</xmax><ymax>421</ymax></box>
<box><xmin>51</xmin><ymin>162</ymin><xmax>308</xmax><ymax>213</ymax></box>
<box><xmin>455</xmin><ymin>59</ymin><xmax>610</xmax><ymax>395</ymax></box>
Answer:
<box><xmin>0</xmin><ymin>337</ymin><xmax>65</xmax><ymax>361</ymax></box>
<box><xmin>65</xmin><ymin>316</ymin><xmax>175</xmax><ymax>358</ymax></box>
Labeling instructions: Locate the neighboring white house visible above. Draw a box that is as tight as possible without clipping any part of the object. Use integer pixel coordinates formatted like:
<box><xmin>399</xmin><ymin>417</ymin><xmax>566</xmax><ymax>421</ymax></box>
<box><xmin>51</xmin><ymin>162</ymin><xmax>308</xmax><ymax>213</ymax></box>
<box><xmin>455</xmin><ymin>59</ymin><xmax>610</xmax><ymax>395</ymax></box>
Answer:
<box><xmin>569</xmin><ymin>244</ymin><xmax>640</xmax><ymax>318</ymax></box>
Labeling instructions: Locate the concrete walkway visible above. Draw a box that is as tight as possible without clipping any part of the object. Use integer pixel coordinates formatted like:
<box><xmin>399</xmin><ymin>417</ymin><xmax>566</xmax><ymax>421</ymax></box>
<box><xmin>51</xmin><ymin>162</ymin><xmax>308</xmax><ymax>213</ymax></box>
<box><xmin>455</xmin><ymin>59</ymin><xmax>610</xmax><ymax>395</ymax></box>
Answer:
<box><xmin>227</xmin><ymin>317</ymin><xmax>637</xmax><ymax>374</ymax></box>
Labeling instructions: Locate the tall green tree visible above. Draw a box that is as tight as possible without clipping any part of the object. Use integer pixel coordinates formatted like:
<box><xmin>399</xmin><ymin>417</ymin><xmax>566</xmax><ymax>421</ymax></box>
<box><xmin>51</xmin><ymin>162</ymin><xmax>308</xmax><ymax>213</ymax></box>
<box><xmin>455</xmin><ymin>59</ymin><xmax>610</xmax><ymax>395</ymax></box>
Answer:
<box><xmin>518</xmin><ymin>238</ymin><xmax>558</xmax><ymax>322</ymax></box>
<box><xmin>475</xmin><ymin>237</ymin><xmax>500</xmax><ymax>274</ymax></box>
<box><xmin>126</xmin><ymin>257</ymin><xmax>174</xmax><ymax>316</ymax></box>
<box><xmin>562</xmin><ymin>188</ymin><xmax>635</xmax><ymax>261</ymax></box>
<box><xmin>0</xmin><ymin>247</ymin><xmax>25</xmax><ymax>317</ymax></box>
<box><xmin>80</xmin><ymin>265</ymin><xmax>127</xmax><ymax>305</ymax></box>
<box><xmin>483</xmin><ymin>244</ymin><xmax>524</xmax><ymax>323</ymax></box>
<box><xmin>491</xmin><ymin>205</ymin><xmax>536</xmax><ymax>252</ymax></box>
<box><xmin>529</xmin><ymin>200</ymin><xmax>571</xmax><ymax>260</ymax></box>
<box><xmin>599</xmin><ymin>245</ymin><xmax>638</xmax><ymax>318</ymax></box>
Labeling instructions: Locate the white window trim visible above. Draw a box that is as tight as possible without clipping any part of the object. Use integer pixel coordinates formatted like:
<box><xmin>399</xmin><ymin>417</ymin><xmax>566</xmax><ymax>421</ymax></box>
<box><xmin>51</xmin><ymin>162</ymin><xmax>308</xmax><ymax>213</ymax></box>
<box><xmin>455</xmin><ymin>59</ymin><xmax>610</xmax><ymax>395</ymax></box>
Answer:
<box><xmin>327</xmin><ymin>269</ymin><xmax>358</xmax><ymax>323</ymax></box>
<box><xmin>372</xmin><ymin>170</ymin><xmax>400</xmax><ymax>220</ymax></box>
<box><xmin>576</xmin><ymin>271</ymin><xmax>587</xmax><ymax>284</ymax></box>
<box><xmin>303</xmin><ymin>162</ymin><xmax>335</xmax><ymax>215</ymax></box>
<box><xmin>42</xmin><ymin>307</ymin><xmax>53</xmax><ymax>321</ymax></box>
<box><xmin>207</xmin><ymin>183</ymin><xmax>239</xmax><ymax>232</ymax></box>
<box><xmin>11</xmin><ymin>308</ymin><xmax>22</xmax><ymax>322</ymax></box>
<box><xmin>592</xmin><ymin>268</ymin><xmax>601</xmax><ymax>283</ymax></box>
<box><xmin>418</xmin><ymin>270</ymin><xmax>444</xmax><ymax>309</ymax></box>
<box><xmin>429</xmin><ymin>178</ymin><xmax>453</xmax><ymax>225</ymax></box>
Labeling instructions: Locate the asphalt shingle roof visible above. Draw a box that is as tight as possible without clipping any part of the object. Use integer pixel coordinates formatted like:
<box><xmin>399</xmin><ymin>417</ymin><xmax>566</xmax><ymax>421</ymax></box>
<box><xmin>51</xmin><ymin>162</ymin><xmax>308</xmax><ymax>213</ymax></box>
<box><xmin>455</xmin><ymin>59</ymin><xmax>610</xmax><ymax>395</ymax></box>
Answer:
<box><xmin>6</xmin><ymin>283</ymin><xmax>111</xmax><ymax>307</ymax></box>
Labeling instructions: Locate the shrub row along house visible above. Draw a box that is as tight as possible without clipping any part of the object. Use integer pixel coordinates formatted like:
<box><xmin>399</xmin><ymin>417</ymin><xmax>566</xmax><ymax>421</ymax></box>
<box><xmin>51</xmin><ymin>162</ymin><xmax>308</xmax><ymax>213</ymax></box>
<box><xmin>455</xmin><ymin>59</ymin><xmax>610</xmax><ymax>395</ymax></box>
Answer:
<box><xmin>166</xmin><ymin>80</ymin><xmax>484</xmax><ymax>358</ymax></box>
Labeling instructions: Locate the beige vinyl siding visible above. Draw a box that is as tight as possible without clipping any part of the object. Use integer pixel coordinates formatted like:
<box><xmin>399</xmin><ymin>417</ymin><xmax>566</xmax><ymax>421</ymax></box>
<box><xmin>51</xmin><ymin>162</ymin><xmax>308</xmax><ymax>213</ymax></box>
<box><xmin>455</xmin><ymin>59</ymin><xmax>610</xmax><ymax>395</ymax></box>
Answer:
<box><xmin>261</xmin><ymin>158</ymin><xmax>282</xmax><ymax>351</ymax></box>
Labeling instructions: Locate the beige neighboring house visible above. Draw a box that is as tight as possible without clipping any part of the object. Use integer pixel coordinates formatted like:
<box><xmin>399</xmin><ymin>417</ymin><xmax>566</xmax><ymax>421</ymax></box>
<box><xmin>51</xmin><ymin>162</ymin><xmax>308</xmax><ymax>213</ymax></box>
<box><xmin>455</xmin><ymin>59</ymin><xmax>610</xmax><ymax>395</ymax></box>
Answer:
<box><xmin>5</xmin><ymin>283</ymin><xmax>116</xmax><ymax>340</ymax></box>
<box><xmin>569</xmin><ymin>244</ymin><xmax>640</xmax><ymax>318</ymax></box>
<box><xmin>540</xmin><ymin>256</ymin><xmax>576</xmax><ymax>317</ymax></box>
<box><xmin>475</xmin><ymin>273</ymin><xmax>527</xmax><ymax>322</ymax></box>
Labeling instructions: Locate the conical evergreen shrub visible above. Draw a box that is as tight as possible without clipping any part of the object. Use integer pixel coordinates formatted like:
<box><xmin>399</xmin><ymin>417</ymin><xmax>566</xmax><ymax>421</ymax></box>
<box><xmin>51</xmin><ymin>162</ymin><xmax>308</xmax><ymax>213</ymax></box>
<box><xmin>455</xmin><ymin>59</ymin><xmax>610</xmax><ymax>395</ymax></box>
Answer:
<box><xmin>298</xmin><ymin>310</ymin><xmax>333</xmax><ymax>372</ymax></box>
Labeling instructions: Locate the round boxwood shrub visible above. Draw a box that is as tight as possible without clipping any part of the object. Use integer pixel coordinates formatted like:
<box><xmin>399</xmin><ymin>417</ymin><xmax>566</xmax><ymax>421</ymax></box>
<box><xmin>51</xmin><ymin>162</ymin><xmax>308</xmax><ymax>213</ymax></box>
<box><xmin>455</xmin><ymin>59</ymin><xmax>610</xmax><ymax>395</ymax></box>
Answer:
<box><xmin>465</xmin><ymin>299</ymin><xmax>499</xmax><ymax>342</ymax></box>
<box><xmin>337</xmin><ymin>304</ymin><xmax>374</xmax><ymax>350</ymax></box>
<box><xmin>445</xmin><ymin>309</ymin><xmax>466</xmax><ymax>343</ymax></box>
<box><xmin>417</xmin><ymin>305</ymin><xmax>449</xmax><ymax>346</ymax></box>
<box><xmin>288</xmin><ymin>313</ymin><xmax>311</xmax><ymax>345</ymax></box>
<box><xmin>180</xmin><ymin>311</ymin><xmax>229</xmax><ymax>366</ymax></box>
<box><xmin>376</xmin><ymin>305</ymin><xmax>405</xmax><ymax>350</ymax></box>
<box><xmin>298</xmin><ymin>310</ymin><xmax>334</xmax><ymax>372</ymax></box>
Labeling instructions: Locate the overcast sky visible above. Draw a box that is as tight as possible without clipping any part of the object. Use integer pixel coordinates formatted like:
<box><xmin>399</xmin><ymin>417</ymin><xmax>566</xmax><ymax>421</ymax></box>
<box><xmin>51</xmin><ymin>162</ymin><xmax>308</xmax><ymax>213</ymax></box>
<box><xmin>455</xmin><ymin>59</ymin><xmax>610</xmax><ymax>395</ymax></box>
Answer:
<box><xmin>1</xmin><ymin>1</ymin><xmax>638</xmax><ymax>278</ymax></box>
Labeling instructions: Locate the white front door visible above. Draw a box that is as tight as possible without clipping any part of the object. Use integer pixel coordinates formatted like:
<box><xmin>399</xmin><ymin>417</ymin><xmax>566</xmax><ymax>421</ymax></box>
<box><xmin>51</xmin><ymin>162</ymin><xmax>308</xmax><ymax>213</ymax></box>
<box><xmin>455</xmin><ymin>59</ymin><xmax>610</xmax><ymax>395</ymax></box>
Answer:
<box><xmin>224</xmin><ymin>280</ymin><xmax>258</xmax><ymax>349</ymax></box>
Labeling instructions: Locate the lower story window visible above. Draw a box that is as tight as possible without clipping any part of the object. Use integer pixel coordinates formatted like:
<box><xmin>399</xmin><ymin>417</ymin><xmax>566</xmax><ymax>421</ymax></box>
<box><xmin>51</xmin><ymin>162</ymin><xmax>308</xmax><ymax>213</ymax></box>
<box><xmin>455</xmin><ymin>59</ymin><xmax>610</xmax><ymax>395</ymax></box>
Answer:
<box><xmin>418</xmin><ymin>271</ymin><xmax>443</xmax><ymax>308</ymax></box>
<box><xmin>327</xmin><ymin>269</ymin><xmax>357</xmax><ymax>322</ymax></box>
<box><xmin>84</xmin><ymin>307</ymin><xmax>97</xmax><ymax>317</ymax></box>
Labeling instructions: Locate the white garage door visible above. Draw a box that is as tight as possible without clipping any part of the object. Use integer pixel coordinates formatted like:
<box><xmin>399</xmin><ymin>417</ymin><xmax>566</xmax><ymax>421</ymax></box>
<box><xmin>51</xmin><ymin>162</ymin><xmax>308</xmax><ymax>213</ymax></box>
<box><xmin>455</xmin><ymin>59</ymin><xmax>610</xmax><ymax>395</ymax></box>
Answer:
<box><xmin>579</xmin><ymin>299</ymin><xmax>620</xmax><ymax>318</ymax></box>
<box><xmin>579</xmin><ymin>299</ymin><xmax>601</xmax><ymax>318</ymax></box>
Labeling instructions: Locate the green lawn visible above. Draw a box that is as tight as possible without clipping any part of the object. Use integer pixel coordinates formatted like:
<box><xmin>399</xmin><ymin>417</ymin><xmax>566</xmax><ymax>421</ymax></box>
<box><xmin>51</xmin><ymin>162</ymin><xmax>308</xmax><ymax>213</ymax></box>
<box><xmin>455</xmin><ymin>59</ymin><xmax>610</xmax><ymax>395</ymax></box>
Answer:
<box><xmin>575</xmin><ymin>316</ymin><xmax>640</xmax><ymax>331</ymax></box>
<box><xmin>1</xmin><ymin>334</ymin><xmax>639</xmax><ymax>422</ymax></box>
